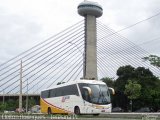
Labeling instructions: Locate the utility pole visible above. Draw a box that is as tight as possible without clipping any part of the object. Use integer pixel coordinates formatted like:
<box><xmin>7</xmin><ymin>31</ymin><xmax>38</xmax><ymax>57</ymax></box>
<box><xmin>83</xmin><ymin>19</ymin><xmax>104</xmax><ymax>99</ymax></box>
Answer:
<box><xmin>26</xmin><ymin>79</ymin><xmax>28</xmax><ymax>113</ymax></box>
<box><xmin>3</xmin><ymin>89</ymin><xmax>5</xmax><ymax>104</ymax></box>
<box><xmin>19</xmin><ymin>60</ymin><xmax>23</xmax><ymax>113</ymax></box>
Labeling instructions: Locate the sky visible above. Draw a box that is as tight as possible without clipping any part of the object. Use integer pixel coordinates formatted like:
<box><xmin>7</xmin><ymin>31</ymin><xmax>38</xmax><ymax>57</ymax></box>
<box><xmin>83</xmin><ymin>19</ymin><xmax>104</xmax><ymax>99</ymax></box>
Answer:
<box><xmin>0</xmin><ymin>0</ymin><xmax>160</xmax><ymax>64</ymax></box>
<box><xmin>1</xmin><ymin>0</ymin><xmax>160</xmax><ymax>93</ymax></box>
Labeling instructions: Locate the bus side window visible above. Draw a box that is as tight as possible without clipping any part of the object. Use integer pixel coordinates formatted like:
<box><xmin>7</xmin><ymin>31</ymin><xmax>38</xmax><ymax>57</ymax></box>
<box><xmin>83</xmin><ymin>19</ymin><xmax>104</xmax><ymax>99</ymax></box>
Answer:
<box><xmin>62</xmin><ymin>84</ymin><xmax>79</xmax><ymax>96</ymax></box>
<box><xmin>41</xmin><ymin>90</ymin><xmax>50</xmax><ymax>98</ymax></box>
<box><xmin>56</xmin><ymin>88</ymin><xmax>63</xmax><ymax>97</ymax></box>
<box><xmin>50</xmin><ymin>89</ymin><xmax>56</xmax><ymax>97</ymax></box>
<box><xmin>71</xmin><ymin>84</ymin><xmax>79</xmax><ymax>96</ymax></box>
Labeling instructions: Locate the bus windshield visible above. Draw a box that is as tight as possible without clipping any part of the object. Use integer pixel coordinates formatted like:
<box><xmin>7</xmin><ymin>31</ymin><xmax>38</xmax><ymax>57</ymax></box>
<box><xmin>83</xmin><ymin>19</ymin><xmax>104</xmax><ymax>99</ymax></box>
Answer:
<box><xmin>78</xmin><ymin>83</ymin><xmax>111</xmax><ymax>105</ymax></box>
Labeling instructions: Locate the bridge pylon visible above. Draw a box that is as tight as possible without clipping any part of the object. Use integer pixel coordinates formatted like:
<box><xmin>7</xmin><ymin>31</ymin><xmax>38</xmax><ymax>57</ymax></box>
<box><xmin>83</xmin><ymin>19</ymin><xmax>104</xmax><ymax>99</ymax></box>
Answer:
<box><xmin>78</xmin><ymin>1</ymin><xmax>103</xmax><ymax>80</ymax></box>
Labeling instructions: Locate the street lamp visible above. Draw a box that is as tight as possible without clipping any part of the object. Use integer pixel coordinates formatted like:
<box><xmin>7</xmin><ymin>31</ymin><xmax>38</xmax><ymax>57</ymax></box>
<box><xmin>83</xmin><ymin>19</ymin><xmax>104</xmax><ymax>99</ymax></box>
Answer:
<box><xmin>68</xmin><ymin>42</ymin><xmax>85</xmax><ymax>79</ymax></box>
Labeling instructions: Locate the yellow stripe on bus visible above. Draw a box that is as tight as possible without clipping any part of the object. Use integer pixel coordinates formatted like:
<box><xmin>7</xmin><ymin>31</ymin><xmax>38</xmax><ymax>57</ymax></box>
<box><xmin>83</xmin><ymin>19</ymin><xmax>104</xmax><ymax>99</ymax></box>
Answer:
<box><xmin>40</xmin><ymin>98</ymin><xmax>71</xmax><ymax>114</ymax></box>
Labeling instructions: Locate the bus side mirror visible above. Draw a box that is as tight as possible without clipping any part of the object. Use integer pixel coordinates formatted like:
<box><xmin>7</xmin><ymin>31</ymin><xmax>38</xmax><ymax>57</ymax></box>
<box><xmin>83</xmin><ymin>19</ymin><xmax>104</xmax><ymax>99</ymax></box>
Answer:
<box><xmin>108</xmin><ymin>87</ymin><xmax>115</xmax><ymax>95</ymax></box>
<box><xmin>83</xmin><ymin>87</ymin><xmax>92</xmax><ymax>96</ymax></box>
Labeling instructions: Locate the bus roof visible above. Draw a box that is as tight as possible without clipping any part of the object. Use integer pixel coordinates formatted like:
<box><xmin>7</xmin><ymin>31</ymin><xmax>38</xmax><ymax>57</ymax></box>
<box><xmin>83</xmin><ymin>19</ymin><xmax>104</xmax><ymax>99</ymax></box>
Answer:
<box><xmin>41</xmin><ymin>79</ymin><xmax>106</xmax><ymax>92</ymax></box>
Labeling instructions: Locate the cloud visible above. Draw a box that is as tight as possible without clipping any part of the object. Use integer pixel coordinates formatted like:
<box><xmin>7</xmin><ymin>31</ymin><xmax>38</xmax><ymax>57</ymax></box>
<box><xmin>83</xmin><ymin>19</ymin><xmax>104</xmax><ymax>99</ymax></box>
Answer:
<box><xmin>0</xmin><ymin>0</ymin><xmax>160</xmax><ymax>93</ymax></box>
<box><xmin>0</xmin><ymin>8</ymin><xmax>42</xmax><ymax>63</ymax></box>
<box><xmin>98</xmin><ymin>0</ymin><xmax>160</xmax><ymax>55</ymax></box>
<box><xmin>0</xmin><ymin>0</ymin><xmax>160</xmax><ymax>64</ymax></box>
<box><xmin>0</xmin><ymin>0</ymin><xmax>84</xmax><ymax>64</ymax></box>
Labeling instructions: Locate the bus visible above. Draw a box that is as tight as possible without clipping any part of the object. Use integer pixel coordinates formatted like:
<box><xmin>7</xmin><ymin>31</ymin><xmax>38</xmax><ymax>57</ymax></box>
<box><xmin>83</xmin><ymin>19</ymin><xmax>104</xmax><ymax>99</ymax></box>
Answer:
<box><xmin>40</xmin><ymin>80</ymin><xmax>114</xmax><ymax>115</ymax></box>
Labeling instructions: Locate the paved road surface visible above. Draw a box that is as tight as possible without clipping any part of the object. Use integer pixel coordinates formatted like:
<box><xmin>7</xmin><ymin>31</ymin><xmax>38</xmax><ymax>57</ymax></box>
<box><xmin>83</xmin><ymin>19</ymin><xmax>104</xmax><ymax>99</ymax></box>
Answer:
<box><xmin>0</xmin><ymin>113</ymin><xmax>160</xmax><ymax>120</ymax></box>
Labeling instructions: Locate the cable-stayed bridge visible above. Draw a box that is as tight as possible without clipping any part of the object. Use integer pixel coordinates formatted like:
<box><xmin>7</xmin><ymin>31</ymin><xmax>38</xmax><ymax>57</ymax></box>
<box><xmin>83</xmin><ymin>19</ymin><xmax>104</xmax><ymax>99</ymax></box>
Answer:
<box><xmin>0</xmin><ymin>19</ymin><xmax>159</xmax><ymax>96</ymax></box>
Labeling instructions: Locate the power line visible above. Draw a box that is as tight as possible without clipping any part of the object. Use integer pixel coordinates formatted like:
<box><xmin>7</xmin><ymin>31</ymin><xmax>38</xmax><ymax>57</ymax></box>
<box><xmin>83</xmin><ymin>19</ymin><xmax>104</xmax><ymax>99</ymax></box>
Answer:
<box><xmin>97</xmin><ymin>11</ymin><xmax>160</xmax><ymax>39</ymax></box>
<box><xmin>97</xmin><ymin>21</ymin><xmax>160</xmax><ymax>78</ymax></box>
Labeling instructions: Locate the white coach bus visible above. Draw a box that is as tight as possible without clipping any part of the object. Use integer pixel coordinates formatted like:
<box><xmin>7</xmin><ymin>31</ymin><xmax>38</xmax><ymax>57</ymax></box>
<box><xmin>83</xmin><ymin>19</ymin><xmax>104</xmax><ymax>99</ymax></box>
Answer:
<box><xmin>40</xmin><ymin>80</ymin><xmax>114</xmax><ymax>115</ymax></box>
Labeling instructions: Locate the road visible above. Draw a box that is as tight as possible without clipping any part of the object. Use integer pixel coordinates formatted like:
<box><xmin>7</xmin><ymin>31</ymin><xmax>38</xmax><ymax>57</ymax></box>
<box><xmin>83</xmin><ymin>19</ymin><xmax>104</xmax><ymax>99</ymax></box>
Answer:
<box><xmin>0</xmin><ymin>113</ymin><xmax>160</xmax><ymax>120</ymax></box>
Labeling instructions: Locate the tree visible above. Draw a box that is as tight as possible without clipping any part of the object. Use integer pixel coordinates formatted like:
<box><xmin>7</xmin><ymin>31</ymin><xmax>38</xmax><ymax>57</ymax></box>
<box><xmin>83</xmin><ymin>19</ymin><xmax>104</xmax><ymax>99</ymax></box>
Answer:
<box><xmin>5</xmin><ymin>99</ymin><xmax>18</xmax><ymax>111</ymax></box>
<box><xmin>115</xmin><ymin>65</ymin><xmax>160</xmax><ymax>111</ymax></box>
<box><xmin>116</xmin><ymin>65</ymin><xmax>135</xmax><ymax>91</ymax></box>
<box><xmin>124</xmin><ymin>80</ymin><xmax>141</xmax><ymax>111</ymax></box>
<box><xmin>0</xmin><ymin>102</ymin><xmax>7</xmax><ymax>112</ymax></box>
<box><xmin>101</xmin><ymin>77</ymin><xmax>115</xmax><ymax>88</ymax></box>
<box><xmin>124</xmin><ymin>80</ymin><xmax>141</xmax><ymax>100</ymax></box>
<box><xmin>28</xmin><ymin>97</ymin><xmax>36</xmax><ymax>109</ymax></box>
<box><xmin>143</xmin><ymin>55</ymin><xmax>160</xmax><ymax>69</ymax></box>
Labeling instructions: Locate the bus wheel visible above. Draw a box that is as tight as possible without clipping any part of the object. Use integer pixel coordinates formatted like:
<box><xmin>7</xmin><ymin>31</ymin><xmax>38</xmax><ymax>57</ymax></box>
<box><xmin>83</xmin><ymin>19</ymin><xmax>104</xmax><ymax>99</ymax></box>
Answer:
<box><xmin>48</xmin><ymin>107</ymin><xmax>52</xmax><ymax>114</ymax></box>
<box><xmin>74</xmin><ymin>106</ymin><xmax>80</xmax><ymax>115</ymax></box>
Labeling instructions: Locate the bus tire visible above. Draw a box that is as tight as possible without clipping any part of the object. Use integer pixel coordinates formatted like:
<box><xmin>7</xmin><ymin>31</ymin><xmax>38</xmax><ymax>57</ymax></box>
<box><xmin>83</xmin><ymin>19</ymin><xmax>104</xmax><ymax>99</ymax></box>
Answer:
<box><xmin>74</xmin><ymin>106</ymin><xmax>80</xmax><ymax>115</ymax></box>
<box><xmin>48</xmin><ymin>107</ymin><xmax>52</xmax><ymax>114</ymax></box>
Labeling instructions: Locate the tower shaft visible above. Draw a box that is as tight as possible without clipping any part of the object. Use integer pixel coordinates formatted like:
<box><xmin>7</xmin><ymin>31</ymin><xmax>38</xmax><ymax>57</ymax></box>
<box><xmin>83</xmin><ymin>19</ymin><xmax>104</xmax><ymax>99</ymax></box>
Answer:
<box><xmin>78</xmin><ymin>1</ymin><xmax>102</xmax><ymax>80</ymax></box>
<box><xmin>84</xmin><ymin>15</ymin><xmax>97</xmax><ymax>80</ymax></box>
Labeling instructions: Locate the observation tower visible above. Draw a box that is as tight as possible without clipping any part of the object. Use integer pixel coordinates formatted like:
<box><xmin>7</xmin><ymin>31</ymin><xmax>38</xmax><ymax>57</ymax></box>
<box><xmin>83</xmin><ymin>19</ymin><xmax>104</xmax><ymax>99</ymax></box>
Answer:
<box><xmin>78</xmin><ymin>1</ymin><xmax>103</xmax><ymax>80</ymax></box>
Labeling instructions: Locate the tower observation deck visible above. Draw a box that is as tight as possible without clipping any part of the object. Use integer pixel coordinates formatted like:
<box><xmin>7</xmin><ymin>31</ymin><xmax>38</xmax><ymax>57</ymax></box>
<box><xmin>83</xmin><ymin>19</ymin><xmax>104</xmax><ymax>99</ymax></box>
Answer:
<box><xmin>78</xmin><ymin>1</ymin><xmax>103</xmax><ymax>17</ymax></box>
<box><xmin>78</xmin><ymin>1</ymin><xmax>103</xmax><ymax>80</ymax></box>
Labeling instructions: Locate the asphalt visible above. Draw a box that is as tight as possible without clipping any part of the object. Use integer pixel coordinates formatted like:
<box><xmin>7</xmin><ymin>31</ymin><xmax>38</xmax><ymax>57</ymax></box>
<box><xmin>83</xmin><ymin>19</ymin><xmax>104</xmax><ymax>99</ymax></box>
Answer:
<box><xmin>0</xmin><ymin>113</ymin><xmax>160</xmax><ymax>120</ymax></box>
